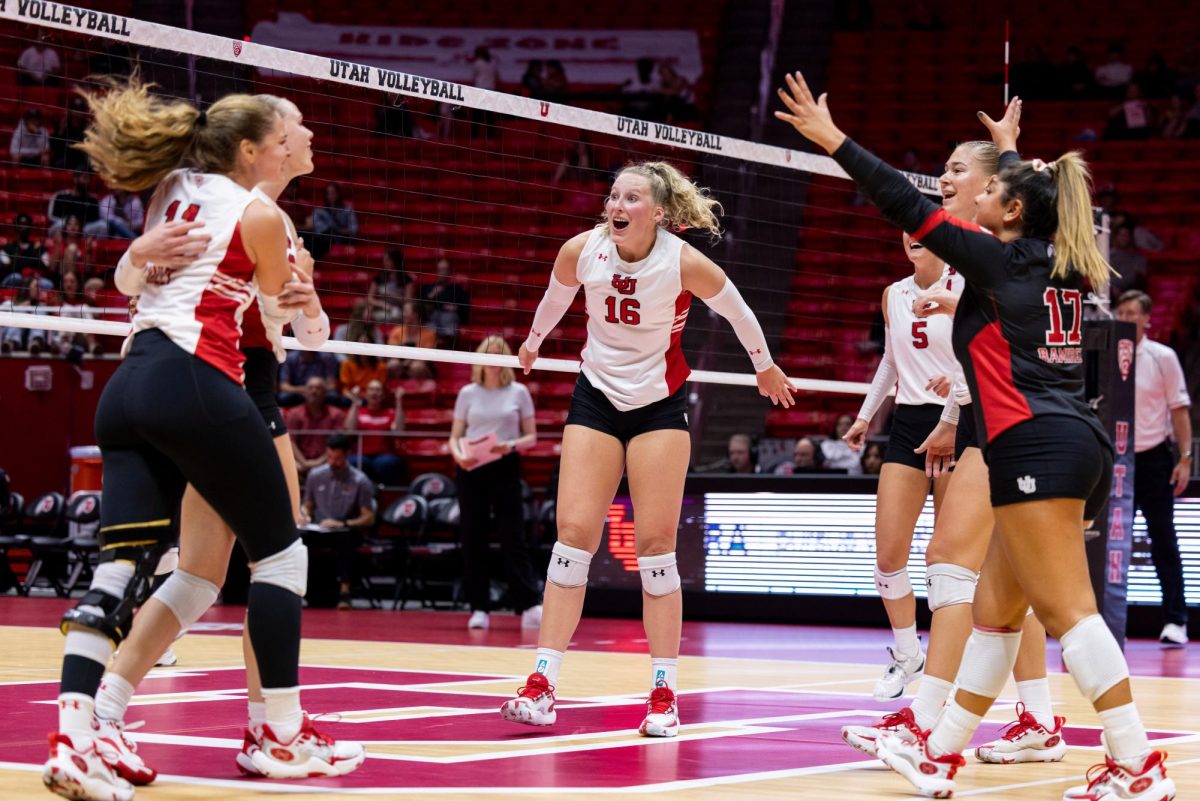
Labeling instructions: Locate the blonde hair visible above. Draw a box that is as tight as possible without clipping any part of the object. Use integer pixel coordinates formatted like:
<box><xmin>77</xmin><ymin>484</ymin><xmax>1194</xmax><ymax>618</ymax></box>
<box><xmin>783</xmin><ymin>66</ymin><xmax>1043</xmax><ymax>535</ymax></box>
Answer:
<box><xmin>999</xmin><ymin>151</ymin><xmax>1114</xmax><ymax>288</ymax></box>
<box><xmin>76</xmin><ymin>77</ymin><xmax>280</xmax><ymax>191</ymax></box>
<box><xmin>471</xmin><ymin>335</ymin><xmax>515</xmax><ymax>387</ymax></box>
<box><xmin>953</xmin><ymin>140</ymin><xmax>1000</xmax><ymax>176</ymax></box>
<box><xmin>615</xmin><ymin>161</ymin><xmax>723</xmax><ymax>240</ymax></box>
<box><xmin>256</xmin><ymin>94</ymin><xmax>300</xmax><ymax>120</ymax></box>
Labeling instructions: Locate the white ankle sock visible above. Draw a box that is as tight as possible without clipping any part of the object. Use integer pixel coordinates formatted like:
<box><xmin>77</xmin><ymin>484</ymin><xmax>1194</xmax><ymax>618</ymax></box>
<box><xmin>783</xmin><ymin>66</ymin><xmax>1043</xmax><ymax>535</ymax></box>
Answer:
<box><xmin>247</xmin><ymin>700</ymin><xmax>267</xmax><ymax>730</ymax></box>
<box><xmin>1099</xmin><ymin>702</ymin><xmax>1150</xmax><ymax>769</ymax></box>
<box><xmin>261</xmin><ymin>687</ymin><xmax>302</xmax><ymax>742</ymax></box>
<box><xmin>927</xmin><ymin>699</ymin><xmax>982</xmax><ymax>758</ymax></box>
<box><xmin>650</xmin><ymin>658</ymin><xmax>678</xmax><ymax>691</ymax></box>
<box><xmin>533</xmin><ymin>648</ymin><xmax>564</xmax><ymax>685</ymax></box>
<box><xmin>911</xmin><ymin>675</ymin><xmax>954</xmax><ymax>731</ymax></box>
<box><xmin>58</xmin><ymin>693</ymin><xmax>96</xmax><ymax>737</ymax></box>
<box><xmin>1015</xmin><ymin>678</ymin><xmax>1055</xmax><ymax>729</ymax></box>
<box><xmin>94</xmin><ymin>673</ymin><xmax>135</xmax><ymax>722</ymax></box>
<box><xmin>893</xmin><ymin>624</ymin><xmax>921</xmax><ymax>659</ymax></box>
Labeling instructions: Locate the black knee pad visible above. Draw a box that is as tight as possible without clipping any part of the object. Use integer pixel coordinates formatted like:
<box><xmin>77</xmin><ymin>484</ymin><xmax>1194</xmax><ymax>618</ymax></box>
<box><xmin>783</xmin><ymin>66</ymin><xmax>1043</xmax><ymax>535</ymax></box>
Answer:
<box><xmin>60</xmin><ymin>542</ymin><xmax>174</xmax><ymax>645</ymax></box>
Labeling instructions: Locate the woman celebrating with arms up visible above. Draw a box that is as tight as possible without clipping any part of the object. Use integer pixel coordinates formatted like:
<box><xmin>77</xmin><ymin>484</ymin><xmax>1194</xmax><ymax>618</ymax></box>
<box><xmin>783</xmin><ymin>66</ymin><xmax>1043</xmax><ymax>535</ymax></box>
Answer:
<box><xmin>500</xmin><ymin>161</ymin><xmax>796</xmax><ymax>737</ymax></box>
<box><xmin>777</xmin><ymin>73</ymin><xmax>1171</xmax><ymax>800</ymax></box>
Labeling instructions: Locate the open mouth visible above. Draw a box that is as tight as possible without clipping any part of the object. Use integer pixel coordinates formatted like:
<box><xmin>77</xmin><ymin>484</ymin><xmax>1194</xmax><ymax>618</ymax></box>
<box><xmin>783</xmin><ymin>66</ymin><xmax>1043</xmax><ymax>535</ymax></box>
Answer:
<box><xmin>941</xmin><ymin>191</ymin><xmax>956</xmax><ymax>207</ymax></box>
<box><xmin>611</xmin><ymin>219</ymin><xmax>630</xmax><ymax>231</ymax></box>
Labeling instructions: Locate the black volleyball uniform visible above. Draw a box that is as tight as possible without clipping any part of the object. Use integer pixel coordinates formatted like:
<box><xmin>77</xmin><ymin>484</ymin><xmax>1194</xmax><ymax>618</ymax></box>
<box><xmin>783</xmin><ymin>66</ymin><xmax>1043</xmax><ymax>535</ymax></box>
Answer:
<box><xmin>832</xmin><ymin>140</ymin><xmax>1112</xmax><ymax>517</ymax></box>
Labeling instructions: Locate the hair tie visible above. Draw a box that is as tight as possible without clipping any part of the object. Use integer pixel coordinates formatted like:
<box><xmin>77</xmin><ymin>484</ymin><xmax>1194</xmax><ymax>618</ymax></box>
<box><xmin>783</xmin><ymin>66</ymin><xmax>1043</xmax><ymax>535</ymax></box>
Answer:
<box><xmin>195</xmin><ymin>110</ymin><xmax>207</xmax><ymax>128</ymax></box>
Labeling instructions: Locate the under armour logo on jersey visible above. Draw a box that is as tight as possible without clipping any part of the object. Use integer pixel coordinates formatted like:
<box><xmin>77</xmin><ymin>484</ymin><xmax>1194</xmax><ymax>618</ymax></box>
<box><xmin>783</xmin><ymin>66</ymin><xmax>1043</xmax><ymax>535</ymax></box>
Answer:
<box><xmin>611</xmin><ymin>274</ymin><xmax>638</xmax><ymax>295</ymax></box>
<box><xmin>596</xmin><ymin>253</ymin><xmax>608</xmax><ymax>261</ymax></box>
<box><xmin>1017</xmin><ymin>475</ymin><xmax>1037</xmax><ymax>494</ymax></box>
<box><xmin>556</xmin><ymin>557</ymin><xmax>570</xmax><ymax>567</ymax></box>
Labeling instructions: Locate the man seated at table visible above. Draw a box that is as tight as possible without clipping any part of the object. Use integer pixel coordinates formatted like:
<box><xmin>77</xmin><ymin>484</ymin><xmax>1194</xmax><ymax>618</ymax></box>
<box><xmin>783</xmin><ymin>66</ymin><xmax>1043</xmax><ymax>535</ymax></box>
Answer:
<box><xmin>301</xmin><ymin>433</ymin><xmax>376</xmax><ymax>608</ymax></box>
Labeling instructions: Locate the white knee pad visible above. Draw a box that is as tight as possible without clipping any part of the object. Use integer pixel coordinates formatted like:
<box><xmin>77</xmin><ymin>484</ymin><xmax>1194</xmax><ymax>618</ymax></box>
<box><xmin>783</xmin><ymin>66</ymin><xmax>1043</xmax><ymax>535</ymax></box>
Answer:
<box><xmin>249</xmin><ymin>540</ymin><xmax>308</xmax><ymax>597</ymax></box>
<box><xmin>926</xmin><ymin>563</ymin><xmax>978</xmax><ymax>611</ymax></box>
<box><xmin>547</xmin><ymin>542</ymin><xmax>591</xmax><ymax>588</ymax></box>
<box><xmin>874</xmin><ymin>566</ymin><xmax>912</xmax><ymax>600</ymax></box>
<box><xmin>638</xmin><ymin>552</ymin><xmax>680</xmax><ymax>596</ymax></box>
<box><xmin>1060</xmin><ymin>614</ymin><xmax>1130</xmax><ymax>702</ymax></box>
<box><xmin>956</xmin><ymin>627</ymin><xmax>1022</xmax><ymax>698</ymax></box>
<box><xmin>152</xmin><ymin>569</ymin><xmax>220</xmax><ymax>630</ymax></box>
<box><xmin>154</xmin><ymin>546</ymin><xmax>179</xmax><ymax>576</ymax></box>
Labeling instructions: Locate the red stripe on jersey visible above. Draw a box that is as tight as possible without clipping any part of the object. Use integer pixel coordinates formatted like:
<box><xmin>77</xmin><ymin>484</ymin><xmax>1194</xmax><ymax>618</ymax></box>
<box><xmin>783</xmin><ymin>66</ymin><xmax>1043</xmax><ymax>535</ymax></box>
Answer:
<box><xmin>664</xmin><ymin>291</ymin><xmax>692</xmax><ymax>395</ymax></box>
<box><xmin>912</xmin><ymin>208</ymin><xmax>988</xmax><ymax>243</ymax></box>
<box><xmin>240</xmin><ymin>298</ymin><xmax>269</xmax><ymax>350</ymax></box>
<box><xmin>967</xmin><ymin>320</ymin><xmax>1032</xmax><ymax>442</ymax></box>
<box><xmin>193</xmin><ymin>223</ymin><xmax>255</xmax><ymax>384</ymax></box>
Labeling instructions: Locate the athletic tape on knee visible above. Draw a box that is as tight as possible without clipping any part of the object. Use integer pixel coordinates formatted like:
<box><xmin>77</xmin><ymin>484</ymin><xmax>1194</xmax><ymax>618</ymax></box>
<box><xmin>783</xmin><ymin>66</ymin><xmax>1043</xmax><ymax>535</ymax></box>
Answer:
<box><xmin>638</xmin><ymin>552</ymin><xmax>681</xmax><ymax>596</ymax></box>
<box><xmin>154</xmin><ymin>546</ymin><xmax>179</xmax><ymax>576</ymax></box>
<box><xmin>957</xmin><ymin>627</ymin><xmax>1022</xmax><ymax>698</ymax></box>
<box><xmin>547</xmin><ymin>541</ymin><xmax>591</xmax><ymax>588</ymax></box>
<box><xmin>1060</xmin><ymin>614</ymin><xmax>1130</xmax><ymax>702</ymax></box>
<box><xmin>874</xmin><ymin>566</ymin><xmax>912</xmax><ymax>600</ymax></box>
<box><xmin>249</xmin><ymin>540</ymin><xmax>308</xmax><ymax>597</ymax></box>
<box><xmin>152</xmin><ymin>569</ymin><xmax>220</xmax><ymax>630</ymax></box>
<box><xmin>926</xmin><ymin>563</ymin><xmax>978</xmax><ymax>611</ymax></box>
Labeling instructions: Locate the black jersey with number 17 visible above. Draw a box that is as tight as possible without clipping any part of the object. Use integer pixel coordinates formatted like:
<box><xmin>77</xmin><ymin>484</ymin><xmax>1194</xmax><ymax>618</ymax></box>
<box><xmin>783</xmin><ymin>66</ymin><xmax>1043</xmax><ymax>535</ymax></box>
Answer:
<box><xmin>831</xmin><ymin>139</ymin><xmax>1109</xmax><ymax>451</ymax></box>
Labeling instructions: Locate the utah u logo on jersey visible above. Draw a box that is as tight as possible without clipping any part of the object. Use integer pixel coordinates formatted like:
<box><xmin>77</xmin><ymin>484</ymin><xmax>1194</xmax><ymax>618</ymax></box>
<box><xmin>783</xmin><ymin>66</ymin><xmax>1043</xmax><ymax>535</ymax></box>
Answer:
<box><xmin>1017</xmin><ymin>475</ymin><xmax>1037</xmax><ymax>494</ymax></box>
<box><xmin>611</xmin><ymin>275</ymin><xmax>638</xmax><ymax>295</ymax></box>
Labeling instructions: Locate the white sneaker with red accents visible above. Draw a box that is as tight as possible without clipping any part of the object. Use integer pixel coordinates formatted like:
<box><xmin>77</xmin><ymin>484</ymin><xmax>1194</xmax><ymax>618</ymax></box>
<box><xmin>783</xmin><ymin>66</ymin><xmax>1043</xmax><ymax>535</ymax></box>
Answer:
<box><xmin>842</xmin><ymin>706</ymin><xmax>923</xmax><ymax>758</ymax></box>
<box><xmin>250</xmin><ymin>715</ymin><xmax>365</xmax><ymax>778</ymax></box>
<box><xmin>1062</xmin><ymin>750</ymin><xmax>1176</xmax><ymax>801</ymax></box>
<box><xmin>94</xmin><ymin>718</ymin><xmax>156</xmax><ymax>785</ymax></box>
<box><xmin>500</xmin><ymin>672</ymin><xmax>557</xmax><ymax>726</ymax></box>
<box><xmin>638</xmin><ymin>687</ymin><xmax>679</xmax><ymax>738</ymax></box>
<box><xmin>975</xmin><ymin>704</ymin><xmax>1068</xmax><ymax>764</ymax></box>
<box><xmin>876</xmin><ymin>729</ymin><xmax>966</xmax><ymax>799</ymax></box>
<box><xmin>42</xmin><ymin>732</ymin><xmax>134</xmax><ymax>801</ymax></box>
<box><xmin>235</xmin><ymin>726</ymin><xmax>264</xmax><ymax>777</ymax></box>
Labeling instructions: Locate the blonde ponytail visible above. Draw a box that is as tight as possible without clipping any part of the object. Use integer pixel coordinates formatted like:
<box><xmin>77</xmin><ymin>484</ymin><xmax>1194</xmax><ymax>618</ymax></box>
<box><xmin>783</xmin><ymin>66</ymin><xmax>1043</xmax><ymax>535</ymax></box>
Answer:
<box><xmin>617</xmin><ymin>161</ymin><xmax>723</xmax><ymax>240</ymax></box>
<box><xmin>1048</xmin><ymin>152</ymin><xmax>1113</xmax><ymax>288</ymax></box>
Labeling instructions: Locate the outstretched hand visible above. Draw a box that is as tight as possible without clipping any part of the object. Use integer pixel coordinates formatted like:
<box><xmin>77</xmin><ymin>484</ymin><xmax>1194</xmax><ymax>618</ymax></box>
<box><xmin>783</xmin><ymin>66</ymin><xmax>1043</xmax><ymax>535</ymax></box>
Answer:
<box><xmin>517</xmin><ymin>343</ymin><xmax>537</xmax><ymax>375</ymax></box>
<box><xmin>774</xmin><ymin>71</ymin><xmax>847</xmax><ymax>154</ymax></box>
<box><xmin>757</xmin><ymin>365</ymin><xmax>798</xmax><ymax>408</ymax></box>
<box><xmin>977</xmin><ymin>97</ymin><xmax>1022</xmax><ymax>153</ymax></box>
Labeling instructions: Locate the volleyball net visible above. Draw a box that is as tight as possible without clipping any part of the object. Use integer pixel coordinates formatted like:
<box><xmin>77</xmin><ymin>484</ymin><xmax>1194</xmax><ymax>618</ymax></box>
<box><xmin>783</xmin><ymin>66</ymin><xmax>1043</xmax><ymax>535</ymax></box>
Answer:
<box><xmin>0</xmin><ymin>4</ymin><xmax>946</xmax><ymax>404</ymax></box>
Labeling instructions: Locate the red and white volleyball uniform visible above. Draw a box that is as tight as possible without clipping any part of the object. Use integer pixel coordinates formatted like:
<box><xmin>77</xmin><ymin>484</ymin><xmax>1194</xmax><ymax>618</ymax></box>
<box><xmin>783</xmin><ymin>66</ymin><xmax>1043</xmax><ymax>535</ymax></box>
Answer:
<box><xmin>886</xmin><ymin>266</ymin><xmax>963</xmax><ymax>405</ymax></box>
<box><xmin>576</xmin><ymin>226</ymin><xmax>690</xmax><ymax>411</ymax></box>
<box><xmin>122</xmin><ymin>170</ymin><xmax>260</xmax><ymax>383</ymax></box>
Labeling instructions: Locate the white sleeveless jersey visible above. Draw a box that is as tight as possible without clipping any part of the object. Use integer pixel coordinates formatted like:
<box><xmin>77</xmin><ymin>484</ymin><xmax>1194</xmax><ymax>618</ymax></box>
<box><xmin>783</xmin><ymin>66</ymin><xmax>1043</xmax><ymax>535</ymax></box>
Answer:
<box><xmin>577</xmin><ymin>226</ymin><xmax>691</xmax><ymax>411</ymax></box>
<box><xmin>887</xmin><ymin>265</ymin><xmax>963</xmax><ymax>406</ymax></box>
<box><xmin>239</xmin><ymin>186</ymin><xmax>299</xmax><ymax>362</ymax></box>
<box><xmin>126</xmin><ymin>170</ymin><xmax>260</xmax><ymax>384</ymax></box>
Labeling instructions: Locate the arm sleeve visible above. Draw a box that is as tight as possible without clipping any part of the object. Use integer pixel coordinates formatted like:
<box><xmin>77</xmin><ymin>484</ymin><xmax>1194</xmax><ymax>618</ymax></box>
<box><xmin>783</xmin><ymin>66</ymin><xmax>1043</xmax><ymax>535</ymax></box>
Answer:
<box><xmin>291</xmin><ymin>309</ymin><xmax>330</xmax><ymax>348</ymax></box>
<box><xmin>701</xmin><ymin>279</ymin><xmax>773</xmax><ymax>371</ymax></box>
<box><xmin>857</xmin><ymin>345</ymin><xmax>897</xmax><ymax>423</ymax></box>
<box><xmin>523</xmin><ymin>273</ymin><xmax>579</xmax><ymax>352</ymax></box>
<box><xmin>114</xmin><ymin>251</ymin><xmax>146</xmax><ymax>297</ymax></box>
<box><xmin>831</xmin><ymin>138</ymin><xmax>1011</xmax><ymax>289</ymax></box>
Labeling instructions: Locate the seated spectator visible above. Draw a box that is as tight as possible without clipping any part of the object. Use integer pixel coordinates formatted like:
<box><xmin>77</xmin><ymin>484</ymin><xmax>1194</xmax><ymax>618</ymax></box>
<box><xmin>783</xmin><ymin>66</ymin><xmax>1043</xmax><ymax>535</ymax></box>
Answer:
<box><xmin>420</xmin><ymin>258</ymin><xmax>470</xmax><ymax>347</ymax></box>
<box><xmin>332</xmin><ymin>299</ymin><xmax>384</xmax><ymax>348</ymax></box>
<box><xmin>339</xmin><ymin>353</ymin><xmax>388</xmax><ymax>397</ymax></box>
<box><xmin>54</xmin><ymin>96</ymin><xmax>91</xmax><ymax>171</ymax></box>
<box><xmin>860</xmin><ymin>442</ymin><xmax>885</xmax><ymax>475</ymax></box>
<box><xmin>694</xmin><ymin>433</ymin><xmax>759</xmax><ymax>473</ymax></box>
<box><xmin>286</xmin><ymin>377</ymin><xmax>347</xmax><ymax>477</ymax></box>
<box><xmin>54</xmin><ymin>271</ymin><xmax>93</xmax><ymax>354</ymax></box>
<box><xmin>0</xmin><ymin>280</ymin><xmax>34</xmax><ymax>352</ymax></box>
<box><xmin>48</xmin><ymin>171</ymin><xmax>104</xmax><ymax>237</ymax></box>
<box><xmin>0</xmin><ymin>213</ymin><xmax>46</xmax><ymax>286</ymax></box>
<box><xmin>1108</xmin><ymin>224</ymin><xmax>1148</xmax><ymax>299</ymax></box>
<box><xmin>1057</xmin><ymin>46</ymin><xmax>1094</xmax><ymax>99</ymax></box>
<box><xmin>367</xmin><ymin>248</ymin><xmax>412</xmax><ymax>323</ymax></box>
<box><xmin>344</xmin><ymin>379</ymin><xmax>406</xmax><ymax>485</ymax></box>
<box><xmin>542</xmin><ymin>60</ymin><xmax>569</xmax><ymax>102</ymax></box>
<box><xmin>622</xmin><ymin>57</ymin><xmax>663</xmax><ymax>119</ymax></box>
<box><xmin>1161</xmin><ymin>93</ymin><xmax>1189</xmax><ymax>139</ymax></box>
<box><xmin>303</xmin><ymin>182</ymin><xmax>358</xmax><ymax>260</ymax></box>
<box><xmin>1105</xmin><ymin>82</ymin><xmax>1153</xmax><ymax>140</ymax></box>
<box><xmin>1095</xmin><ymin>42</ymin><xmax>1135</xmax><ymax>97</ymax></box>
<box><xmin>821</xmin><ymin>415</ymin><xmax>863</xmax><ymax>474</ymax></box>
<box><xmin>301</xmin><ymin>433</ymin><xmax>376</xmax><ymax>609</ymax></box>
<box><xmin>44</xmin><ymin>215</ymin><xmax>89</xmax><ymax>283</ymax></box>
<box><xmin>279</xmin><ymin>347</ymin><xmax>342</xmax><ymax>404</ymax></box>
<box><xmin>386</xmin><ymin>299</ymin><xmax>436</xmax><ymax>378</ymax></box>
<box><xmin>657</xmin><ymin>62</ymin><xmax>697</xmax><ymax>121</ymax></box>
<box><xmin>775</xmin><ymin>436</ymin><xmax>836</xmax><ymax>474</ymax></box>
<box><xmin>96</xmin><ymin>189</ymin><xmax>144</xmax><ymax>239</ymax></box>
<box><xmin>10</xmin><ymin>108</ymin><xmax>50</xmax><ymax>166</ymax></box>
<box><xmin>16</xmin><ymin>41</ymin><xmax>60</xmax><ymax>85</ymax></box>
<box><xmin>1138</xmin><ymin>52</ymin><xmax>1175</xmax><ymax>99</ymax></box>
<box><xmin>521</xmin><ymin>59</ymin><xmax>545</xmax><ymax>98</ymax></box>
<box><xmin>1</xmin><ymin>278</ymin><xmax>50</xmax><ymax>353</ymax></box>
